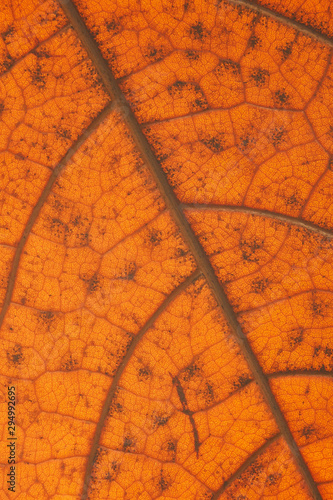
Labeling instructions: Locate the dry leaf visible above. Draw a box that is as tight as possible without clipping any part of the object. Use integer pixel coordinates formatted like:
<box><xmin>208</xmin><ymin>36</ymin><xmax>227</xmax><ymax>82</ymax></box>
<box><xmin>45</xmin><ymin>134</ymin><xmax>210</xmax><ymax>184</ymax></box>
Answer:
<box><xmin>0</xmin><ymin>0</ymin><xmax>333</xmax><ymax>498</ymax></box>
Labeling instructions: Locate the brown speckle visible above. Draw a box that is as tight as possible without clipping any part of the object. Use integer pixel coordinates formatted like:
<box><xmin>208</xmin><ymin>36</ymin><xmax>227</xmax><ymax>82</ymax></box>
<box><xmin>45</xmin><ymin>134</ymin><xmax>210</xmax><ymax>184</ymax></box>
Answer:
<box><xmin>248</xmin><ymin>35</ymin><xmax>260</xmax><ymax>49</ymax></box>
<box><xmin>277</xmin><ymin>41</ymin><xmax>293</xmax><ymax>61</ymax></box>
<box><xmin>300</xmin><ymin>425</ymin><xmax>316</xmax><ymax>439</ymax></box>
<box><xmin>240</xmin><ymin>238</ymin><xmax>263</xmax><ymax>263</ymax></box>
<box><xmin>62</xmin><ymin>354</ymin><xmax>78</xmax><ymax>371</ymax></box>
<box><xmin>159</xmin><ymin>470</ymin><xmax>170</xmax><ymax>491</ymax></box>
<box><xmin>123</xmin><ymin>435</ymin><xmax>135</xmax><ymax>452</ymax></box>
<box><xmin>270</xmin><ymin>126</ymin><xmax>287</xmax><ymax>147</ymax></box>
<box><xmin>7</xmin><ymin>344</ymin><xmax>23</xmax><ymax>365</ymax></box>
<box><xmin>186</xmin><ymin>50</ymin><xmax>199</xmax><ymax>60</ymax></box>
<box><xmin>289</xmin><ymin>328</ymin><xmax>304</xmax><ymax>347</ymax></box>
<box><xmin>233</xmin><ymin>374</ymin><xmax>252</xmax><ymax>390</ymax></box>
<box><xmin>250</xmin><ymin>67</ymin><xmax>269</xmax><ymax>86</ymax></box>
<box><xmin>189</xmin><ymin>21</ymin><xmax>206</xmax><ymax>40</ymax></box>
<box><xmin>274</xmin><ymin>89</ymin><xmax>290</xmax><ymax>106</ymax></box>
<box><xmin>183</xmin><ymin>363</ymin><xmax>201</xmax><ymax>381</ymax></box>
<box><xmin>138</xmin><ymin>366</ymin><xmax>151</xmax><ymax>380</ymax></box>
<box><xmin>201</xmin><ymin>135</ymin><xmax>224</xmax><ymax>153</ymax></box>
<box><xmin>251</xmin><ymin>277</ymin><xmax>268</xmax><ymax>293</ymax></box>
<box><xmin>152</xmin><ymin>412</ymin><xmax>170</xmax><ymax>428</ymax></box>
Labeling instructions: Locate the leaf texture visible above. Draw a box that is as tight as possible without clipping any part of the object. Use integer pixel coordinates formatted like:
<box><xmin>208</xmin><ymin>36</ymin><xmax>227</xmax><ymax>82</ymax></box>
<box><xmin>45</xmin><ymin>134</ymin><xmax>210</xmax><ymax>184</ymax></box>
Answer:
<box><xmin>0</xmin><ymin>0</ymin><xmax>333</xmax><ymax>499</ymax></box>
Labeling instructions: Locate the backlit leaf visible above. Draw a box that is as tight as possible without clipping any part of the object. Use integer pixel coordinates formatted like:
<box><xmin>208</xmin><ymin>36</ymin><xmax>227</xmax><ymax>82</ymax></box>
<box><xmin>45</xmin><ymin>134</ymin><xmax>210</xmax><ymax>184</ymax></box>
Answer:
<box><xmin>0</xmin><ymin>1</ymin><xmax>333</xmax><ymax>498</ymax></box>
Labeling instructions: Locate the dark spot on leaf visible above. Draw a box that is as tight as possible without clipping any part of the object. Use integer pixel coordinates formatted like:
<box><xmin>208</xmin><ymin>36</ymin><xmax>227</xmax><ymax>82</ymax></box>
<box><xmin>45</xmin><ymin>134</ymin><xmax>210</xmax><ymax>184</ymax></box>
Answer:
<box><xmin>35</xmin><ymin>47</ymin><xmax>51</xmax><ymax>59</ymax></box>
<box><xmin>50</xmin><ymin>217</ymin><xmax>66</xmax><ymax>238</ymax></box>
<box><xmin>300</xmin><ymin>425</ymin><xmax>316</xmax><ymax>439</ymax></box>
<box><xmin>285</xmin><ymin>193</ymin><xmax>301</xmax><ymax>208</ymax></box>
<box><xmin>175</xmin><ymin>247</ymin><xmax>187</xmax><ymax>258</ymax></box>
<box><xmin>105</xmin><ymin>18</ymin><xmax>121</xmax><ymax>35</ymax></box>
<box><xmin>39</xmin><ymin>311</ymin><xmax>55</xmax><ymax>322</ymax></box>
<box><xmin>104</xmin><ymin>461</ymin><xmax>119</xmax><ymax>481</ymax></box>
<box><xmin>325</xmin><ymin>346</ymin><xmax>333</xmax><ymax>357</ymax></box>
<box><xmin>201</xmin><ymin>135</ymin><xmax>224</xmax><ymax>153</ymax></box>
<box><xmin>191</xmin><ymin>278</ymin><xmax>205</xmax><ymax>298</ymax></box>
<box><xmin>104</xmin><ymin>472</ymin><xmax>112</xmax><ymax>481</ymax></box>
<box><xmin>312</xmin><ymin>297</ymin><xmax>326</xmax><ymax>317</ymax></box>
<box><xmin>277</xmin><ymin>41</ymin><xmax>293</xmax><ymax>61</ymax></box>
<box><xmin>152</xmin><ymin>412</ymin><xmax>170</xmax><ymax>428</ymax></box>
<box><xmin>267</xmin><ymin>472</ymin><xmax>281</xmax><ymax>485</ymax></box>
<box><xmin>167</xmin><ymin>440</ymin><xmax>176</xmax><ymax>452</ymax></box>
<box><xmin>2</xmin><ymin>25</ymin><xmax>14</xmax><ymax>41</ymax></box>
<box><xmin>193</xmin><ymin>97</ymin><xmax>207</xmax><ymax>110</ymax></box>
<box><xmin>251</xmin><ymin>277</ymin><xmax>269</xmax><ymax>293</ymax></box>
<box><xmin>245</xmin><ymin>462</ymin><xmax>263</xmax><ymax>484</ymax></box>
<box><xmin>233</xmin><ymin>374</ymin><xmax>252</xmax><ymax>390</ymax></box>
<box><xmin>1</xmin><ymin>53</ymin><xmax>14</xmax><ymax>72</ymax></box>
<box><xmin>138</xmin><ymin>366</ymin><xmax>151</xmax><ymax>380</ymax></box>
<box><xmin>250</xmin><ymin>67</ymin><xmax>269</xmax><ymax>86</ymax></box>
<box><xmin>156</xmin><ymin>150</ymin><xmax>169</xmax><ymax>162</ymax></box>
<box><xmin>202</xmin><ymin>494</ymin><xmax>214</xmax><ymax>500</ymax></box>
<box><xmin>217</xmin><ymin>59</ymin><xmax>240</xmax><ymax>76</ymax></box>
<box><xmin>118</xmin><ymin>262</ymin><xmax>136</xmax><ymax>280</ymax></box>
<box><xmin>189</xmin><ymin>21</ymin><xmax>206</xmax><ymax>40</ymax></box>
<box><xmin>71</xmin><ymin>215</ymin><xmax>81</xmax><ymax>227</ymax></box>
<box><xmin>86</xmin><ymin>274</ymin><xmax>101</xmax><ymax>293</ymax></box>
<box><xmin>147</xmin><ymin>228</ymin><xmax>162</xmax><ymax>246</ymax></box>
<box><xmin>29</xmin><ymin>60</ymin><xmax>46</xmax><ymax>88</ymax></box>
<box><xmin>149</xmin><ymin>136</ymin><xmax>170</xmax><ymax>162</ymax></box>
<box><xmin>167</xmin><ymin>80</ymin><xmax>187</xmax><ymax>95</ymax></box>
<box><xmin>7</xmin><ymin>344</ymin><xmax>23</xmax><ymax>365</ymax></box>
<box><xmin>239</xmin><ymin>134</ymin><xmax>255</xmax><ymax>151</ymax></box>
<box><xmin>202</xmin><ymin>382</ymin><xmax>215</xmax><ymax>404</ymax></box>
<box><xmin>123</xmin><ymin>435</ymin><xmax>135</xmax><ymax>452</ymax></box>
<box><xmin>57</xmin><ymin>127</ymin><xmax>72</xmax><ymax>140</ymax></box>
<box><xmin>159</xmin><ymin>470</ymin><xmax>170</xmax><ymax>491</ymax></box>
<box><xmin>108</xmin><ymin>398</ymin><xmax>123</xmax><ymax>417</ymax></box>
<box><xmin>62</xmin><ymin>354</ymin><xmax>78</xmax><ymax>371</ymax></box>
<box><xmin>92</xmin><ymin>447</ymin><xmax>107</xmax><ymax>469</ymax></box>
<box><xmin>314</xmin><ymin>345</ymin><xmax>321</xmax><ymax>356</ymax></box>
<box><xmin>162</xmin><ymin>164</ymin><xmax>179</xmax><ymax>187</ymax></box>
<box><xmin>240</xmin><ymin>238</ymin><xmax>263</xmax><ymax>263</ymax></box>
<box><xmin>289</xmin><ymin>328</ymin><xmax>304</xmax><ymax>347</ymax></box>
<box><xmin>269</xmin><ymin>126</ymin><xmax>287</xmax><ymax>147</ymax></box>
<box><xmin>183</xmin><ymin>363</ymin><xmax>201</xmax><ymax>381</ymax></box>
<box><xmin>111</xmin><ymin>461</ymin><xmax>119</xmax><ymax>472</ymax></box>
<box><xmin>167</xmin><ymin>81</ymin><xmax>207</xmax><ymax>111</ymax></box>
<box><xmin>248</xmin><ymin>35</ymin><xmax>260</xmax><ymax>49</ymax></box>
<box><xmin>146</xmin><ymin>47</ymin><xmax>157</xmax><ymax>59</ymax></box>
<box><xmin>186</xmin><ymin>50</ymin><xmax>199</xmax><ymax>60</ymax></box>
<box><xmin>274</xmin><ymin>89</ymin><xmax>290</xmax><ymax>106</ymax></box>
<box><xmin>144</xmin><ymin>45</ymin><xmax>166</xmax><ymax>63</ymax></box>
<box><xmin>162</xmin><ymin>439</ymin><xmax>177</xmax><ymax>461</ymax></box>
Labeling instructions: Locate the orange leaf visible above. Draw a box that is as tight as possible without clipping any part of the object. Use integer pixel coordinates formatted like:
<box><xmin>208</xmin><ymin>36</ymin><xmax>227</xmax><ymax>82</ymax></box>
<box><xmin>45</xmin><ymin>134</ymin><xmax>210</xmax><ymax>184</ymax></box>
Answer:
<box><xmin>0</xmin><ymin>1</ymin><xmax>333</xmax><ymax>499</ymax></box>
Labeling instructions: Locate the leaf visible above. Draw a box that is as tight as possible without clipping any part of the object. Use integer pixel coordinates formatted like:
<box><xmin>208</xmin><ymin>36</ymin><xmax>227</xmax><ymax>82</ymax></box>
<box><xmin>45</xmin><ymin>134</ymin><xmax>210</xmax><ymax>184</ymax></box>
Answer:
<box><xmin>0</xmin><ymin>0</ymin><xmax>333</xmax><ymax>498</ymax></box>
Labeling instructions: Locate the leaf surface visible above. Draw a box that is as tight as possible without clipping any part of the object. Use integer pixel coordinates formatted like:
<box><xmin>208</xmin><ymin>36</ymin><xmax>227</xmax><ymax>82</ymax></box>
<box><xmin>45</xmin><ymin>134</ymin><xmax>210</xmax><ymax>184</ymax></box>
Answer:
<box><xmin>0</xmin><ymin>0</ymin><xmax>333</xmax><ymax>499</ymax></box>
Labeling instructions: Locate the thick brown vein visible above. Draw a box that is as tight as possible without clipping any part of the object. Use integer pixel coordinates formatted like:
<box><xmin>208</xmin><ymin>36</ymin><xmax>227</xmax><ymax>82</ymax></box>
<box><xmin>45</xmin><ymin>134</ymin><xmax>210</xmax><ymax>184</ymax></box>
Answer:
<box><xmin>211</xmin><ymin>433</ymin><xmax>281</xmax><ymax>499</ymax></box>
<box><xmin>182</xmin><ymin>204</ymin><xmax>333</xmax><ymax>238</ymax></box>
<box><xmin>229</xmin><ymin>0</ymin><xmax>333</xmax><ymax>47</ymax></box>
<box><xmin>58</xmin><ymin>1</ymin><xmax>323</xmax><ymax>498</ymax></box>
<box><xmin>269</xmin><ymin>371</ymin><xmax>333</xmax><ymax>379</ymax></box>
